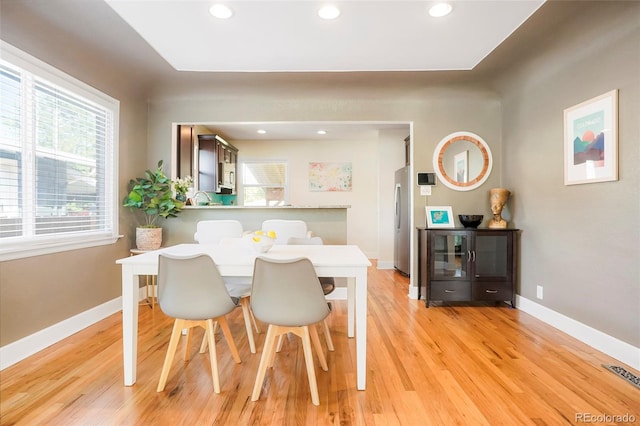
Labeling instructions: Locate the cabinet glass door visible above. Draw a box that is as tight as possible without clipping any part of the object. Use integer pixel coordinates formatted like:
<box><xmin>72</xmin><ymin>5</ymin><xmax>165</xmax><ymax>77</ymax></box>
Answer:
<box><xmin>430</xmin><ymin>231</ymin><xmax>469</xmax><ymax>279</ymax></box>
<box><xmin>474</xmin><ymin>233</ymin><xmax>510</xmax><ymax>280</ymax></box>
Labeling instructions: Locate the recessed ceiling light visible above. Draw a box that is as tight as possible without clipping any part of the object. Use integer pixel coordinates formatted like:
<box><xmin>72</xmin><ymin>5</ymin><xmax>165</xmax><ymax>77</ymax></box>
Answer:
<box><xmin>318</xmin><ymin>5</ymin><xmax>340</xmax><ymax>20</ymax></box>
<box><xmin>257</xmin><ymin>129</ymin><xmax>266</xmax><ymax>134</ymax></box>
<box><xmin>210</xmin><ymin>4</ymin><xmax>233</xmax><ymax>19</ymax></box>
<box><xmin>429</xmin><ymin>2</ymin><xmax>453</xmax><ymax>18</ymax></box>
<box><xmin>317</xmin><ymin>130</ymin><xmax>327</xmax><ymax>135</ymax></box>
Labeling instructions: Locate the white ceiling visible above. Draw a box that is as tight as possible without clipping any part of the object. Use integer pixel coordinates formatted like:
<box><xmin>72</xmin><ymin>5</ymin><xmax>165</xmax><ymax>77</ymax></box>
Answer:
<box><xmin>104</xmin><ymin>0</ymin><xmax>545</xmax><ymax>73</ymax></box>
<box><xmin>196</xmin><ymin>121</ymin><xmax>408</xmax><ymax>141</ymax></box>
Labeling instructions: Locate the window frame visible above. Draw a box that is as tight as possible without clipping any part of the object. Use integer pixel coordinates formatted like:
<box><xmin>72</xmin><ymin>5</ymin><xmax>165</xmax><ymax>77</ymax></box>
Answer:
<box><xmin>240</xmin><ymin>159</ymin><xmax>289</xmax><ymax>207</ymax></box>
<box><xmin>0</xmin><ymin>41</ymin><xmax>120</xmax><ymax>261</ymax></box>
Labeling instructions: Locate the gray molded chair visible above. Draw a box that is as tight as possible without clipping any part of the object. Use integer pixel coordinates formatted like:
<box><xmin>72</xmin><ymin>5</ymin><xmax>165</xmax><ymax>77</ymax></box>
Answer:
<box><xmin>193</xmin><ymin>220</ymin><xmax>260</xmax><ymax>354</ymax></box>
<box><xmin>156</xmin><ymin>253</ymin><xmax>241</xmax><ymax>394</ymax></box>
<box><xmin>250</xmin><ymin>257</ymin><xmax>330</xmax><ymax>406</ymax></box>
<box><xmin>286</xmin><ymin>236</ymin><xmax>335</xmax><ymax>352</ymax></box>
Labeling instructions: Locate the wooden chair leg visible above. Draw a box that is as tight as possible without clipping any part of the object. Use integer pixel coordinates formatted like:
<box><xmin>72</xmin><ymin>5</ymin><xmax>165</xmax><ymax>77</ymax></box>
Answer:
<box><xmin>239</xmin><ymin>297</ymin><xmax>257</xmax><ymax>353</ymax></box>
<box><xmin>276</xmin><ymin>334</ymin><xmax>285</xmax><ymax>352</ymax></box>
<box><xmin>199</xmin><ymin>332</ymin><xmax>208</xmax><ymax>354</ymax></box>
<box><xmin>269</xmin><ymin>333</ymin><xmax>281</xmax><ymax>368</ymax></box>
<box><xmin>248</xmin><ymin>297</ymin><xmax>261</xmax><ymax>334</ymax></box>
<box><xmin>157</xmin><ymin>319</ymin><xmax>185</xmax><ymax>392</ymax></box>
<box><xmin>251</xmin><ymin>325</ymin><xmax>323</xmax><ymax>406</ymax></box>
<box><xmin>251</xmin><ymin>325</ymin><xmax>278</xmax><ymax>402</ymax></box>
<box><xmin>184</xmin><ymin>327</ymin><xmax>194</xmax><ymax>361</ymax></box>
<box><xmin>300</xmin><ymin>326</ymin><xmax>320</xmax><ymax>406</ymax></box>
<box><xmin>199</xmin><ymin>321</ymin><xmax>218</xmax><ymax>354</ymax></box>
<box><xmin>204</xmin><ymin>319</ymin><xmax>221</xmax><ymax>393</ymax></box>
<box><xmin>217</xmin><ymin>316</ymin><xmax>241</xmax><ymax>364</ymax></box>
<box><xmin>322</xmin><ymin>319</ymin><xmax>334</xmax><ymax>351</ymax></box>
<box><xmin>309</xmin><ymin>324</ymin><xmax>328</xmax><ymax>372</ymax></box>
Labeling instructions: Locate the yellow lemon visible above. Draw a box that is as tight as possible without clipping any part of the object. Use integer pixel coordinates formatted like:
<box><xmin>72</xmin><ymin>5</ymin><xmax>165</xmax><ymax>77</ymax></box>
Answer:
<box><xmin>267</xmin><ymin>230</ymin><xmax>276</xmax><ymax>239</ymax></box>
<box><xmin>254</xmin><ymin>230</ymin><xmax>264</xmax><ymax>236</ymax></box>
<box><xmin>252</xmin><ymin>236</ymin><xmax>261</xmax><ymax>242</ymax></box>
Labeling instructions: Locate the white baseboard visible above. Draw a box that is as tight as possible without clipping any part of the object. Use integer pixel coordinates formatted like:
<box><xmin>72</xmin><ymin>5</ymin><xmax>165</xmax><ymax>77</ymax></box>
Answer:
<box><xmin>408</xmin><ymin>285</ymin><xmax>420</xmax><ymax>300</ymax></box>
<box><xmin>0</xmin><ymin>297</ymin><xmax>122</xmax><ymax>370</ymax></box>
<box><xmin>0</xmin><ymin>287</ymin><xmax>150</xmax><ymax>371</ymax></box>
<box><xmin>377</xmin><ymin>260</ymin><xmax>394</xmax><ymax>270</ymax></box>
<box><xmin>517</xmin><ymin>295</ymin><xmax>640</xmax><ymax>371</ymax></box>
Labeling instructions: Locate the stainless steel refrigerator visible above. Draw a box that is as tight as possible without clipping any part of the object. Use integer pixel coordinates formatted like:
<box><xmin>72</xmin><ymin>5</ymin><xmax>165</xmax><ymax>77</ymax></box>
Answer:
<box><xmin>394</xmin><ymin>166</ymin><xmax>410</xmax><ymax>276</ymax></box>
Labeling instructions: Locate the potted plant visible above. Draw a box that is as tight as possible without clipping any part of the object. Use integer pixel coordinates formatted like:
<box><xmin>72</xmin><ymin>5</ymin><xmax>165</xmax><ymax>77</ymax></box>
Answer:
<box><xmin>123</xmin><ymin>160</ymin><xmax>184</xmax><ymax>250</ymax></box>
<box><xmin>173</xmin><ymin>175</ymin><xmax>193</xmax><ymax>202</ymax></box>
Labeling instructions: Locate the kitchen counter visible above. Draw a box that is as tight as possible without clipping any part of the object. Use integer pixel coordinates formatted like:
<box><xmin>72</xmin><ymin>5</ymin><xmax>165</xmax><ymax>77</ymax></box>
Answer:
<box><xmin>159</xmin><ymin>205</ymin><xmax>350</xmax><ymax>247</ymax></box>
<box><xmin>184</xmin><ymin>204</ymin><xmax>350</xmax><ymax>209</ymax></box>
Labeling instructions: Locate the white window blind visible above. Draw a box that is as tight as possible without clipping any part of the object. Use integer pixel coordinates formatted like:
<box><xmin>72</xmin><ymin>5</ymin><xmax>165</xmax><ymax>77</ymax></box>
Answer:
<box><xmin>242</xmin><ymin>161</ymin><xmax>287</xmax><ymax>206</ymax></box>
<box><xmin>0</xmin><ymin>42</ymin><xmax>119</xmax><ymax>260</ymax></box>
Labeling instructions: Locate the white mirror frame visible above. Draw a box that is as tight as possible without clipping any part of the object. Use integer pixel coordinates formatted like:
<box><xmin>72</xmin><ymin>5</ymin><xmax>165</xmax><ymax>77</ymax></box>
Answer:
<box><xmin>432</xmin><ymin>131</ymin><xmax>493</xmax><ymax>191</ymax></box>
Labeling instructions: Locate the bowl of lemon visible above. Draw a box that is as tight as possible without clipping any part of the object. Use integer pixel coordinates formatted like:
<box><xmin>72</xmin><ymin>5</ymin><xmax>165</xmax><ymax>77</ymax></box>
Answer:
<box><xmin>244</xmin><ymin>230</ymin><xmax>276</xmax><ymax>253</ymax></box>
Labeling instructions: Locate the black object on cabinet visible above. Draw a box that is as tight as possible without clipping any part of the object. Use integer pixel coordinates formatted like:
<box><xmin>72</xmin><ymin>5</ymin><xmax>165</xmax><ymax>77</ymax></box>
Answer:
<box><xmin>417</xmin><ymin>228</ymin><xmax>518</xmax><ymax>308</ymax></box>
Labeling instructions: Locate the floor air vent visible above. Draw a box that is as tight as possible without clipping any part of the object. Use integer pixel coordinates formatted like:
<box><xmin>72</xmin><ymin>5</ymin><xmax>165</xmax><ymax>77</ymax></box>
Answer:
<box><xmin>602</xmin><ymin>364</ymin><xmax>640</xmax><ymax>389</ymax></box>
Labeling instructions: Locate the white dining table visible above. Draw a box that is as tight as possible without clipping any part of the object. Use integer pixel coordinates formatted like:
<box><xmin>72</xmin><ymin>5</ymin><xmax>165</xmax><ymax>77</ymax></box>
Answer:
<box><xmin>115</xmin><ymin>243</ymin><xmax>371</xmax><ymax>390</ymax></box>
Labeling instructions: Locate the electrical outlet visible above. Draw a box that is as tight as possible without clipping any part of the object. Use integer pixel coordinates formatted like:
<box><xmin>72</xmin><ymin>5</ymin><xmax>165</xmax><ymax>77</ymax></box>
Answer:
<box><xmin>536</xmin><ymin>285</ymin><xmax>543</xmax><ymax>300</ymax></box>
<box><xmin>420</xmin><ymin>186</ymin><xmax>431</xmax><ymax>196</ymax></box>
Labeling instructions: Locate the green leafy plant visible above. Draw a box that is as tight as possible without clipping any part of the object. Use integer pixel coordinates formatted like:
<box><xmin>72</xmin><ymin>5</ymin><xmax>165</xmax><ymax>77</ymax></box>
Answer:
<box><xmin>173</xmin><ymin>175</ymin><xmax>193</xmax><ymax>195</ymax></box>
<box><xmin>122</xmin><ymin>160</ymin><xmax>183</xmax><ymax>227</ymax></box>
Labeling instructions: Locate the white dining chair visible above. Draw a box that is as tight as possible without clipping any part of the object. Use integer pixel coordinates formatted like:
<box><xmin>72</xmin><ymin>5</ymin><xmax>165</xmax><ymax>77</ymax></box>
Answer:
<box><xmin>194</xmin><ymin>219</ymin><xmax>244</xmax><ymax>244</ymax></box>
<box><xmin>261</xmin><ymin>219</ymin><xmax>313</xmax><ymax>244</ymax></box>
<box><xmin>193</xmin><ymin>220</ymin><xmax>260</xmax><ymax>354</ymax></box>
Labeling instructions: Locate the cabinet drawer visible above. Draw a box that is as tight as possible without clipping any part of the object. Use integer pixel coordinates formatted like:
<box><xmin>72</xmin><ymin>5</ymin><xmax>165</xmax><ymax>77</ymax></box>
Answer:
<box><xmin>472</xmin><ymin>282</ymin><xmax>513</xmax><ymax>301</ymax></box>
<box><xmin>430</xmin><ymin>281</ymin><xmax>471</xmax><ymax>301</ymax></box>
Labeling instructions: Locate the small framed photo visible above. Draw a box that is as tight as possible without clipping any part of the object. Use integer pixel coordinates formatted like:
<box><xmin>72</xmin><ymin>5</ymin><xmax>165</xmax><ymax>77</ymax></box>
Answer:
<box><xmin>426</xmin><ymin>206</ymin><xmax>454</xmax><ymax>228</ymax></box>
<box><xmin>564</xmin><ymin>89</ymin><xmax>618</xmax><ymax>185</ymax></box>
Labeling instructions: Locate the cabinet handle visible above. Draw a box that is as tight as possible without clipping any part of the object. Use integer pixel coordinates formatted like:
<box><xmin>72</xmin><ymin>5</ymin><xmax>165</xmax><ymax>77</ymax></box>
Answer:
<box><xmin>472</xmin><ymin>251</ymin><xmax>476</xmax><ymax>262</ymax></box>
<box><xmin>467</xmin><ymin>250</ymin><xmax>471</xmax><ymax>260</ymax></box>
<box><xmin>444</xmin><ymin>289</ymin><xmax>456</xmax><ymax>293</ymax></box>
<box><xmin>485</xmin><ymin>289</ymin><xmax>498</xmax><ymax>294</ymax></box>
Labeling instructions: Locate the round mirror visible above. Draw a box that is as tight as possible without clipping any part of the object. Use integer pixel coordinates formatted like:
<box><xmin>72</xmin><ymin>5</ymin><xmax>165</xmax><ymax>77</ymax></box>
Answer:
<box><xmin>432</xmin><ymin>131</ymin><xmax>493</xmax><ymax>191</ymax></box>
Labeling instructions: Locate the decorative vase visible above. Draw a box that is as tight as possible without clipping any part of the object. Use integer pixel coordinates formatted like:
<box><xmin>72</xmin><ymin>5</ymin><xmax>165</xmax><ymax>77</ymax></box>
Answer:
<box><xmin>136</xmin><ymin>227</ymin><xmax>162</xmax><ymax>250</ymax></box>
<box><xmin>176</xmin><ymin>193</ymin><xmax>187</xmax><ymax>202</ymax></box>
<box><xmin>488</xmin><ymin>188</ymin><xmax>511</xmax><ymax>229</ymax></box>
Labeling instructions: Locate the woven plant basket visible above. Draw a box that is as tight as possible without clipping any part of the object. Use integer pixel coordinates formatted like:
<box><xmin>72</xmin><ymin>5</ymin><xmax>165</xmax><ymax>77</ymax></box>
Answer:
<box><xmin>136</xmin><ymin>227</ymin><xmax>162</xmax><ymax>250</ymax></box>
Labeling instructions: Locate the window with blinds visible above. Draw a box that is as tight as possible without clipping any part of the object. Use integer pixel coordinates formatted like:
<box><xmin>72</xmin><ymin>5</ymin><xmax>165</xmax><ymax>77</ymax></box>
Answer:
<box><xmin>0</xmin><ymin>42</ymin><xmax>119</xmax><ymax>260</ymax></box>
<box><xmin>242</xmin><ymin>161</ymin><xmax>288</xmax><ymax>206</ymax></box>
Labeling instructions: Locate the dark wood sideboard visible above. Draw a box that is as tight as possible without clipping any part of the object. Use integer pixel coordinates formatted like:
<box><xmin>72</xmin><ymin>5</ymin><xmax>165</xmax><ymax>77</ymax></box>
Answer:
<box><xmin>417</xmin><ymin>228</ymin><xmax>519</xmax><ymax>308</ymax></box>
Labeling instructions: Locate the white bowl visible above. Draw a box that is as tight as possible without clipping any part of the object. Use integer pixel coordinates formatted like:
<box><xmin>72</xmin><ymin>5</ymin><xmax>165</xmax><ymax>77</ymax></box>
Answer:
<box><xmin>243</xmin><ymin>234</ymin><xmax>275</xmax><ymax>253</ymax></box>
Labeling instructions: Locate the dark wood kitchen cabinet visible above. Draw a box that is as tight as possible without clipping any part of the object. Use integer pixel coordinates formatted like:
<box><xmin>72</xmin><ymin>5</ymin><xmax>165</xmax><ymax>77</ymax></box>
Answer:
<box><xmin>197</xmin><ymin>134</ymin><xmax>238</xmax><ymax>194</ymax></box>
<box><xmin>417</xmin><ymin>228</ymin><xmax>519</xmax><ymax>308</ymax></box>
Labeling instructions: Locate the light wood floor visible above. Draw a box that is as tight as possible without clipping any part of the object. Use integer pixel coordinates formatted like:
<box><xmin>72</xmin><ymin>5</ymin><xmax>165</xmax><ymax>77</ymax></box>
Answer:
<box><xmin>1</xmin><ymin>262</ymin><xmax>639</xmax><ymax>425</ymax></box>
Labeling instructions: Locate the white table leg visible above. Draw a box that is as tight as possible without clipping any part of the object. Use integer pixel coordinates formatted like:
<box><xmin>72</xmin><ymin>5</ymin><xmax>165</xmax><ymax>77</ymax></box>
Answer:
<box><xmin>355</xmin><ymin>269</ymin><xmax>367</xmax><ymax>390</ymax></box>
<box><xmin>347</xmin><ymin>277</ymin><xmax>355</xmax><ymax>338</ymax></box>
<box><xmin>122</xmin><ymin>265</ymin><xmax>139</xmax><ymax>386</ymax></box>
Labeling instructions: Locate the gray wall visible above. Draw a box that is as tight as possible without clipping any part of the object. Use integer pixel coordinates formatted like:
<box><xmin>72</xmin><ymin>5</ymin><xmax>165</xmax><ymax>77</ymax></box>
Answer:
<box><xmin>494</xmin><ymin>2</ymin><xmax>640</xmax><ymax>346</ymax></box>
<box><xmin>146</xmin><ymin>90</ymin><xmax>502</xmax><ymax>260</ymax></box>
<box><xmin>0</xmin><ymin>7</ymin><xmax>148</xmax><ymax>345</ymax></box>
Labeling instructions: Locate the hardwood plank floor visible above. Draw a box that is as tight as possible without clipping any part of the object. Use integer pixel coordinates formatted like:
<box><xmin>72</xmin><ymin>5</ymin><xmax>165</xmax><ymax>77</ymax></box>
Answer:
<box><xmin>1</xmin><ymin>262</ymin><xmax>638</xmax><ymax>425</ymax></box>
